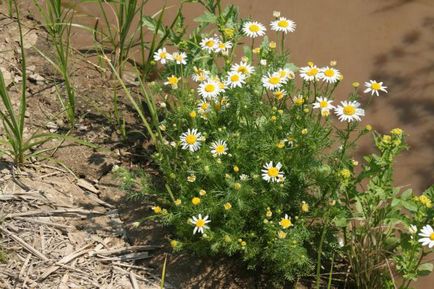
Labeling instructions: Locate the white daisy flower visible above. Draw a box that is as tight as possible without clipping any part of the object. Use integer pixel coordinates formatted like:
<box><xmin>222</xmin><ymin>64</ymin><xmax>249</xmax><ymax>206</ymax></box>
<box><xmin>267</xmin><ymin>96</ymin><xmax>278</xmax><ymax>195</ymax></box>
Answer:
<box><xmin>262</xmin><ymin>72</ymin><xmax>283</xmax><ymax>90</ymax></box>
<box><xmin>192</xmin><ymin>67</ymin><xmax>209</xmax><ymax>82</ymax></box>
<box><xmin>200</xmin><ymin>37</ymin><xmax>219</xmax><ymax>53</ymax></box>
<box><xmin>210</xmin><ymin>140</ymin><xmax>228</xmax><ymax>156</ymax></box>
<box><xmin>299</xmin><ymin>64</ymin><xmax>320</xmax><ymax>81</ymax></box>
<box><xmin>273</xmin><ymin>89</ymin><xmax>287</xmax><ymax>100</ymax></box>
<box><xmin>364</xmin><ymin>80</ymin><xmax>388</xmax><ymax>96</ymax></box>
<box><xmin>334</xmin><ymin>100</ymin><xmax>365</xmax><ymax>122</ymax></box>
<box><xmin>231</xmin><ymin>61</ymin><xmax>255</xmax><ymax>76</ymax></box>
<box><xmin>418</xmin><ymin>225</ymin><xmax>434</xmax><ymax>248</ymax></box>
<box><xmin>261</xmin><ymin>161</ymin><xmax>285</xmax><ymax>183</ymax></box>
<box><xmin>313</xmin><ymin>96</ymin><xmax>335</xmax><ymax>113</ymax></box>
<box><xmin>198</xmin><ymin>79</ymin><xmax>221</xmax><ymax>100</ymax></box>
<box><xmin>153</xmin><ymin>47</ymin><xmax>172</xmax><ymax>64</ymax></box>
<box><xmin>225</xmin><ymin>71</ymin><xmax>246</xmax><ymax>88</ymax></box>
<box><xmin>277</xmin><ymin>68</ymin><xmax>295</xmax><ymax>82</ymax></box>
<box><xmin>171</xmin><ymin>51</ymin><xmax>187</xmax><ymax>65</ymax></box>
<box><xmin>180</xmin><ymin>129</ymin><xmax>202</xmax><ymax>152</ymax></box>
<box><xmin>190</xmin><ymin>214</ymin><xmax>211</xmax><ymax>234</ymax></box>
<box><xmin>270</xmin><ymin>17</ymin><xmax>296</xmax><ymax>33</ymax></box>
<box><xmin>215</xmin><ymin>41</ymin><xmax>233</xmax><ymax>54</ymax></box>
<box><xmin>197</xmin><ymin>100</ymin><xmax>211</xmax><ymax>114</ymax></box>
<box><xmin>319</xmin><ymin>66</ymin><xmax>341</xmax><ymax>84</ymax></box>
<box><xmin>242</xmin><ymin>21</ymin><xmax>267</xmax><ymax>38</ymax></box>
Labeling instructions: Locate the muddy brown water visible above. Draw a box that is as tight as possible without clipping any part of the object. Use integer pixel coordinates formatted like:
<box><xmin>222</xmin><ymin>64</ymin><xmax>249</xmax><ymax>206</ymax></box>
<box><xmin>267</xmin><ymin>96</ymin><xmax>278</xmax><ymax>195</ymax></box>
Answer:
<box><xmin>31</xmin><ymin>0</ymin><xmax>434</xmax><ymax>287</ymax></box>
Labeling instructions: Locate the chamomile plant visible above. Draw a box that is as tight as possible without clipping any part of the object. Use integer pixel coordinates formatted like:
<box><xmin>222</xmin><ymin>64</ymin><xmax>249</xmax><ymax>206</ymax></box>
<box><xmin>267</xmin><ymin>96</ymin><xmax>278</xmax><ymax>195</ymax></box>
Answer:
<box><xmin>122</xmin><ymin>6</ymin><xmax>433</xmax><ymax>288</ymax></box>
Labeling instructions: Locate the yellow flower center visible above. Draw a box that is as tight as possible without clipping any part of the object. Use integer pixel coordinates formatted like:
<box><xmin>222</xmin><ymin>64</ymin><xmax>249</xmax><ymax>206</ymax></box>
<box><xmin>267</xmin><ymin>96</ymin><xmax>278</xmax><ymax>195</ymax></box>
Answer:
<box><xmin>237</xmin><ymin>66</ymin><xmax>248</xmax><ymax>74</ymax></box>
<box><xmin>430</xmin><ymin>233</ymin><xmax>434</xmax><ymax>241</ymax></box>
<box><xmin>195</xmin><ymin>219</ymin><xmax>205</xmax><ymax>228</ymax></box>
<box><xmin>319</xmin><ymin>100</ymin><xmax>328</xmax><ymax>108</ymax></box>
<box><xmin>174</xmin><ymin>55</ymin><xmax>182</xmax><ymax>61</ymax></box>
<box><xmin>324</xmin><ymin>69</ymin><xmax>335</xmax><ymax>77</ymax></box>
<box><xmin>215</xmin><ymin>145</ymin><xmax>225</xmax><ymax>154</ymax></box>
<box><xmin>204</xmin><ymin>84</ymin><xmax>216</xmax><ymax>93</ymax></box>
<box><xmin>343</xmin><ymin>105</ymin><xmax>356</xmax><ymax>116</ymax></box>
<box><xmin>206</xmin><ymin>40</ymin><xmax>215</xmax><ymax>47</ymax></box>
<box><xmin>230</xmin><ymin>74</ymin><xmax>240</xmax><ymax>82</ymax></box>
<box><xmin>160</xmin><ymin>52</ymin><xmax>167</xmax><ymax>58</ymax></box>
<box><xmin>307</xmin><ymin>68</ymin><xmax>318</xmax><ymax>76</ymax></box>
<box><xmin>371</xmin><ymin>82</ymin><xmax>381</xmax><ymax>90</ymax></box>
<box><xmin>279</xmin><ymin>70</ymin><xmax>287</xmax><ymax>77</ymax></box>
<box><xmin>274</xmin><ymin>91</ymin><xmax>284</xmax><ymax>100</ymax></box>
<box><xmin>219</xmin><ymin>43</ymin><xmax>225</xmax><ymax>49</ymax></box>
<box><xmin>268</xmin><ymin>167</ymin><xmax>279</xmax><ymax>177</ymax></box>
<box><xmin>168</xmin><ymin>76</ymin><xmax>179</xmax><ymax>85</ymax></box>
<box><xmin>278</xmin><ymin>20</ymin><xmax>289</xmax><ymax>28</ymax></box>
<box><xmin>185</xmin><ymin>134</ymin><xmax>197</xmax><ymax>145</ymax></box>
<box><xmin>280</xmin><ymin>218</ymin><xmax>292</xmax><ymax>229</ymax></box>
<box><xmin>201</xmin><ymin>103</ymin><xmax>209</xmax><ymax>110</ymax></box>
<box><xmin>269</xmin><ymin>76</ymin><xmax>281</xmax><ymax>85</ymax></box>
<box><xmin>249</xmin><ymin>24</ymin><xmax>260</xmax><ymax>32</ymax></box>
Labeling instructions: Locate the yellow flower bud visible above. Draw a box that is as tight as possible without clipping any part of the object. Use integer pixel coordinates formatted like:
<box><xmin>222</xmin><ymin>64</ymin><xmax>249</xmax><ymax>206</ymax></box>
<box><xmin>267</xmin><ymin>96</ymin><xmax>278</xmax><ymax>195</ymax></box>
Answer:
<box><xmin>224</xmin><ymin>202</ymin><xmax>232</xmax><ymax>210</ymax></box>
<box><xmin>174</xmin><ymin>199</ymin><xmax>182</xmax><ymax>206</ymax></box>
<box><xmin>199</xmin><ymin>189</ymin><xmax>207</xmax><ymax>196</ymax></box>
<box><xmin>234</xmin><ymin>183</ymin><xmax>241</xmax><ymax>190</ymax></box>
<box><xmin>352</xmin><ymin>82</ymin><xmax>360</xmax><ymax>88</ymax></box>
<box><xmin>269</xmin><ymin>41</ymin><xmax>277</xmax><ymax>49</ymax></box>
<box><xmin>192</xmin><ymin>197</ymin><xmax>201</xmax><ymax>205</ymax></box>
<box><xmin>152</xmin><ymin>206</ymin><xmax>162</xmax><ymax>214</ymax></box>
<box><xmin>189</xmin><ymin>111</ymin><xmax>197</xmax><ymax>118</ymax></box>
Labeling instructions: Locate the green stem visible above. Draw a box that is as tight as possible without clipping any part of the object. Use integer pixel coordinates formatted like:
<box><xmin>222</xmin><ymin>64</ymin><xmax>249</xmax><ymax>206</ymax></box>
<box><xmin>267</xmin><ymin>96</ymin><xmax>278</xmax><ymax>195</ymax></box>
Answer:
<box><xmin>316</xmin><ymin>224</ymin><xmax>327</xmax><ymax>289</ymax></box>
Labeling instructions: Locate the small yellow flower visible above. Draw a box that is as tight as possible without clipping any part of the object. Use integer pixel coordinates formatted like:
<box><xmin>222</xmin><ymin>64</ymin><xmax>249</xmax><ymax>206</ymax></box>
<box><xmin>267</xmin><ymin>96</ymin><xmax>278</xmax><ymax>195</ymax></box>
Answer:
<box><xmin>352</xmin><ymin>82</ymin><xmax>360</xmax><ymax>88</ymax></box>
<box><xmin>233</xmin><ymin>165</ymin><xmax>240</xmax><ymax>173</ymax></box>
<box><xmin>224</xmin><ymin>202</ymin><xmax>232</xmax><ymax>210</ymax></box>
<box><xmin>294</xmin><ymin>96</ymin><xmax>305</xmax><ymax>106</ymax></box>
<box><xmin>192</xmin><ymin>197</ymin><xmax>201</xmax><ymax>205</ymax></box>
<box><xmin>276</xmin><ymin>141</ymin><xmax>285</xmax><ymax>149</ymax></box>
<box><xmin>223</xmin><ymin>27</ymin><xmax>235</xmax><ymax>38</ymax></box>
<box><xmin>189</xmin><ymin>111</ymin><xmax>197</xmax><ymax>118</ymax></box>
<box><xmin>329</xmin><ymin>199</ymin><xmax>336</xmax><ymax>206</ymax></box>
<box><xmin>340</xmin><ymin>169</ymin><xmax>351</xmax><ymax>179</ymax></box>
<box><xmin>240</xmin><ymin>241</ymin><xmax>247</xmax><ymax>247</ymax></box>
<box><xmin>199</xmin><ymin>189</ymin><xmax>207</xmax><ymax>196</ymax></box>
<box><xmin>170</xmin><ymin>240</ymin><xmax>178</xmax><ymax>248</ymax></box>
<box><xmin>352</xmin><ymin>160</ymin><xmax>359</xmax><ymax>166</ymax></box>
<box><xmin>266</xmin><ymin>208</ymin><xmax>273</xmax><ymax>218</ymax></box>
<box><xmin>279</xmin><ymin>214</ymin><xmax>293</xmax><ymax>229</ymax></box>
<box><xmin>174</xmin><ymin>199</ymin><xmax>182</xmax><ymax>206</ymax></box>
<box><xmin>391</xmin><ymin>128</ymin><xmax>403</xmax><ymax>136</ymax></box>
<box><xmin>382</xmin><ymin>135</ymin><xmax>392</xmax><ymax>144</ymax></box>
<box><xmin>271</xmin><ymin>115</ymin><xmax>277</xmax><ymax>122</ymax></box>
<box><xmin>307</xmin><ymin>61</ymin><xmax>314</xmax><ymax>67</ymax></box>
<box><xmin>365</xmin><ymin>124</ymin><xmax>373</xmax><ymax>131</ymax></box>
<box><xmin>301</xmin><ymin>201</ymin><xmax>309</xmax><ymax>213</ymax></box>
<box><xmin>269</xmin><ymin>41</ymin><xmax>277</xmax><ymax>49</ymax></box>
<box><xmin>418</xmin><ymin>195</ymin><xmax>432</xmax><ymax>208</ymax></box>
<box><xmin>273</xmin><ymin>90</ymin><xmax>285</xmax><ymax>100</ymax></box>
<box><xmin>301</xmin><ymin>128</ymin><xmax>308</xmax><ymax>135</ymax></box>
<box><xmin>152</xmin><ymin>206</ymin><xmax>162</xmax><ymax>214</ymax></box>
<box><xmin>187</xmin><ymin>175</ymin><xmax>196</xmax><ymax>182</ymax></box>
<box><xmin>234</xmin><ymin>183</ymin><xmax>241</xmax><ymax>190</ymax></box>
<box><xmin>224</xmin><ymin>235</ymin><xmax>232</xmax><ymax>242</ymax></box>
<box><xmin>330</xmin><ymin>60</ymin><xmax>337</xmax><ymax>66</ymax></box>
<box><xmin>165</xmin><ymin>75</ymin><xmax>180</xmax><ymax>89</ymax></box>
<box><xmin>252</xmin><ymin>47</ymin><xmax>261</xmax><ymax>54</ymax></box>
<box><xmin>277</xmin><ymin>230</ymin><xmax>287</xmax><ymax>239</ymax></box>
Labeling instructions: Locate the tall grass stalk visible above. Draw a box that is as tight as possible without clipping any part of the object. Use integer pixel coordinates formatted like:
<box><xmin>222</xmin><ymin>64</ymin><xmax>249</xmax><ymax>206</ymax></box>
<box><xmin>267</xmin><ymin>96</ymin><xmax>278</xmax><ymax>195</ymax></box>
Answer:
<box><xmin>0</xmin><ymin>1</ymin><xmax>52</xmax><ymax>164</ymax></box>
<box><xmin>95</xmin><ymin>0</ymin><xmax>145</xmax><ymax>78</ymax></box>
<box><xmin>32</xmin><ymin>0</ymin><xmax>76</xmax><ymax>127</ymax></box>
